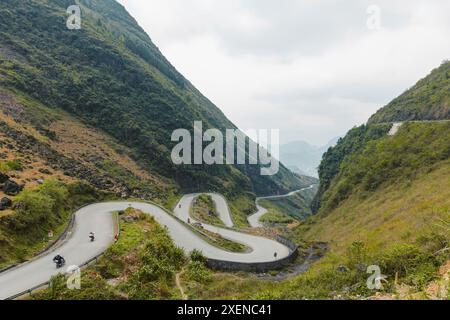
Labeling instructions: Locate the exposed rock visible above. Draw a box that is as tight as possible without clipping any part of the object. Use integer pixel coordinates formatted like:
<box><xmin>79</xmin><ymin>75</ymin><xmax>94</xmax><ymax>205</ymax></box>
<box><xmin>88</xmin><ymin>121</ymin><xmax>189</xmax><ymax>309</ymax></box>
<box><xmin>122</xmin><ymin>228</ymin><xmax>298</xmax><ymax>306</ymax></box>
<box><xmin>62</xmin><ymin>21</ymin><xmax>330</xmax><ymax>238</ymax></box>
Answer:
<box><xmin>36</xmin><ymin>179</ymin><xmax>44</xmax><ymax>185</ymax></box>
<box><xmin>3</xmin><ymin>179</ymin><xmax>22</xmax><ymax>195</ymax></box>
<box><xmin>39</xmin><ymin>168</ymin><xmax>52</xmax><ymax>175</ymax></box>
<box><xmin>0</xmin><ymin>197</ymin><xmax>12</xmax><ymax>210</ymax></box>
<box><xmin>122</xmin><ymin>215</ymin><xmax>139</xmax><ymax>223</ymax></box>
<box><xmin>0</xmin><ymin>121</ymin><xmax>159</xmax><ymax>201</ymax></box>
<box><xmin>0</xmin><ymin>172</ymin><xmax>9</xmax><ymax>184</ymax></box>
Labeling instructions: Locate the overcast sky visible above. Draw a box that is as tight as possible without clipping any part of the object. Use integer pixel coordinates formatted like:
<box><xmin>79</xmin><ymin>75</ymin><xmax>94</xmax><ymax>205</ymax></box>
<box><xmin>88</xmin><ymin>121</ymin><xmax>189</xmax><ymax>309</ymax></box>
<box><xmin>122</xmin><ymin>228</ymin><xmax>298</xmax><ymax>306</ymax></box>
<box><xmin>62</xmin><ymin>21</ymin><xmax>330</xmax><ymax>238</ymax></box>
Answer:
<box><xmin>117</xmin><ymin>0</ymin><xmax>450</xmax><ymax>145</ymax></box>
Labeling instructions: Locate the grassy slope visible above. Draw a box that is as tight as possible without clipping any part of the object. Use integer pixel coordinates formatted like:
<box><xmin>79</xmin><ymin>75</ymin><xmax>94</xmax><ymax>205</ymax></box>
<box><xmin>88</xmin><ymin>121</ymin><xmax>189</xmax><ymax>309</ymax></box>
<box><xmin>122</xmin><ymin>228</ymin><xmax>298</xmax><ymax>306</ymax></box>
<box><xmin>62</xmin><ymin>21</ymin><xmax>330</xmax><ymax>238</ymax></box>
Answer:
<box><xmin>318</xmin><ymin>122</ymin><xmax>450</xmax><ymax>214</ymax></box>
<box><xmin>305</xmin><ymin>158</ymin><xmax>450</xmax><ymax>253</ymax></box>
<box><xmin>0</xmin><ymin>90</ymin><xmax>176</xmax><ymax>200</ymax></box>
<box><xmin>191</xmin><ymin>194</ymin><xmax>224</xmax><ymax>227</ymax></box>
<box><xmin>284</xmin><ymin>122</ymin><xmax>450</xmax><ymax>298</ymax></box>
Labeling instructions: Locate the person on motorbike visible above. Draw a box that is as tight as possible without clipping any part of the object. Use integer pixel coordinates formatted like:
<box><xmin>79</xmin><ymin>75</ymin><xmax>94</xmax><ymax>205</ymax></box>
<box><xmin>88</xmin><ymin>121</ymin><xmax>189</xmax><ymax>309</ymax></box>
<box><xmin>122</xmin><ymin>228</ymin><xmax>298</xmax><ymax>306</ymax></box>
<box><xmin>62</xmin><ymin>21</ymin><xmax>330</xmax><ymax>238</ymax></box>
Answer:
<box><xmin>89</xmin><ymin>232</ymin><xmax>95</xmax><ymax>242</ymax></box>
<box><xmin>53</xmin><ymin>255</ymin><xmax>65</xmax><ymax>268</ymax></box>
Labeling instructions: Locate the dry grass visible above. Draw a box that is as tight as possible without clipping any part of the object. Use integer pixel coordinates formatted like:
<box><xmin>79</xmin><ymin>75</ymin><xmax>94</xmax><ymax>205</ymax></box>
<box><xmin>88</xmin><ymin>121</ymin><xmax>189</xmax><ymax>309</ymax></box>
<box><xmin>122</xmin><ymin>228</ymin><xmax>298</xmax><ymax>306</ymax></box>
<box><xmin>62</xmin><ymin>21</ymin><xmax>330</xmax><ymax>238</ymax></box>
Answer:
<box><xmin>304</xmin><ymin>159</ymin><xmax>450</xmax><ymax>255</ymax></box>
<box><xmin>49</xmin><ymin>119</ymin><xmax>166</xmax><ymax>187</ymax></box>
<box><xmin>0</xmin><ymin>91</ymin><xmax>174</xmax><ymax>205</ymax></box>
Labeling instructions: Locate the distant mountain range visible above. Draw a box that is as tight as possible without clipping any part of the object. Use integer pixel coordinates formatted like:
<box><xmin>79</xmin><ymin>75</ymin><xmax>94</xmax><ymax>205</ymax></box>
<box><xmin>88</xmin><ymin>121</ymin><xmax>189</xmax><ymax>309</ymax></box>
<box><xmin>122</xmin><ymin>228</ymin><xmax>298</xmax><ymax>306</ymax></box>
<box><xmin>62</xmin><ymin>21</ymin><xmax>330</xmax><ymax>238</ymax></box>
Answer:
<box><xmin>280</xmin><ymin>138</ymin><xmax>339</xmax><ymax>177</ymax></box>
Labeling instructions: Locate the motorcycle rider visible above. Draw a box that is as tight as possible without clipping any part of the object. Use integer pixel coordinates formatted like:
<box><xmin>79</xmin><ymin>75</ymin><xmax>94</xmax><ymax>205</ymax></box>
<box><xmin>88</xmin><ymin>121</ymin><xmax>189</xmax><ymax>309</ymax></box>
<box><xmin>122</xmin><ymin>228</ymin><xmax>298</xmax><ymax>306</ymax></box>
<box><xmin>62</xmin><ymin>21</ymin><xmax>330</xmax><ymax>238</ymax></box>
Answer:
<box><xmin>89</xmin><ymin>232</ymin><xmax>95</xmax><ymax>242</ymax></box>
<box><xmin>53</xmin><ymin>254</ymin><xmax>65</xmax><ymax>268</ymax></box>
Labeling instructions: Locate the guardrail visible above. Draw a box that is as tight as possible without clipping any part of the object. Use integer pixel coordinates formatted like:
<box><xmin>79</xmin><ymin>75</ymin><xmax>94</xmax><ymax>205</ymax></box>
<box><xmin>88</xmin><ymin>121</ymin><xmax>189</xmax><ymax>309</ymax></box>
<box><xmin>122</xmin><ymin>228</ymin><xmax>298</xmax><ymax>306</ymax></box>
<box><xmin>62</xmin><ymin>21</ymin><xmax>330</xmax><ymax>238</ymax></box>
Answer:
<box><xmin>140</xmin><ymin>199</ymin><xmax>301</xmax><ymax>272</ymax></box>
<box><xmin>206</xmin><ymin>236</ymin><xmax>299</xmax><ymax>273</ymax></box>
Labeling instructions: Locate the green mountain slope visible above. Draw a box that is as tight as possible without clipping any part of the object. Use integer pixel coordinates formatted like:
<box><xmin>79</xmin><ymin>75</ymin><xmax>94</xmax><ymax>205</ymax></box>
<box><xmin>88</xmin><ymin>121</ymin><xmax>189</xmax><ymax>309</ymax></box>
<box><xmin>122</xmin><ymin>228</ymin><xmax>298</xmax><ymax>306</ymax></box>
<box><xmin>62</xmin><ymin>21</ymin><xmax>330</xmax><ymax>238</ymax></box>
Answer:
<box><xmin>315</xmin><ymin>61</ymin><xmax>450</xmax><ymax>212</ymax></box>
<box><xmin>369</xmin><ymin>60</ymin><xmax>450</xmax><ymax>124</ymax></box>
<box><xmin>301</xmin><ymin>62</ymin><xmax>450</xmax><ymax>298</ymax></box>
<box><xmin>0</xmin><ymin>0</ymin><xmax>304</xmax><ymax>199</ymax></box>
<box><xmin>316</xmin><ymin>121</ymin><xmax>450</xmax><ymax>216</ymax></box>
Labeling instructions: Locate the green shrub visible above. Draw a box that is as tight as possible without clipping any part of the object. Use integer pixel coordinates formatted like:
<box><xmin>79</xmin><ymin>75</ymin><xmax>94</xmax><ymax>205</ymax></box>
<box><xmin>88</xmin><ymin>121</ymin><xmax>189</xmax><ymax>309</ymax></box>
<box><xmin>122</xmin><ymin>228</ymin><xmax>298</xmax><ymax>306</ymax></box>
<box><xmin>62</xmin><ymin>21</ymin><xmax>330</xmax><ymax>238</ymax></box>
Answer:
<box><xmin>5</xmin><ymin>160</ymin><xmax>23</xmax><ymax>171</ymax></box>
<box><xmin>190</xmin><ymin>249</ymin><xmax>207</xmax><ymax>264</ymax></box>
<box><xmin>0</xmin><ymin>160</ymin><xmax>23</xmax><ymax>173</ymax></box>
<box><xmin>379</xmin><ymin>244</ymin><xmax>439</xmax><ymax>288</ymax></box>
<box><xmin>186</xmin><ymin>261</ymin><xmax>212</xmax><ymax>284</ymax></box>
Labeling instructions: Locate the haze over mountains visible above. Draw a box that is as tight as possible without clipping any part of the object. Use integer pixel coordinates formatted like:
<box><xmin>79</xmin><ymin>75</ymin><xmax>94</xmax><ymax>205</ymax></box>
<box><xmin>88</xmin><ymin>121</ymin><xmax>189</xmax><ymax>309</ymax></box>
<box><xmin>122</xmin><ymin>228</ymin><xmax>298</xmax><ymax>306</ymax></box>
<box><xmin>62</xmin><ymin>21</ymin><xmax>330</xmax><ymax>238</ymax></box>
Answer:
<box><xmin>280</xmin><ymin>138</ymin><xmax>339</xmax><ymax>177</ymax></box>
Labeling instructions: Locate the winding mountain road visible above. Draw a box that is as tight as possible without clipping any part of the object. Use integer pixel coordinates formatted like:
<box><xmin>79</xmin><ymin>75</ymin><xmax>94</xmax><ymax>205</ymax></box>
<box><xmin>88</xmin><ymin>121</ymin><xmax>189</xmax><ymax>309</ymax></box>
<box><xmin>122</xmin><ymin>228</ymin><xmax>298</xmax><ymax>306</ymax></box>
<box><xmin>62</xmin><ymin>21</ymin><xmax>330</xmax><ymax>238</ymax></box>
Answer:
<box><xmin>0</xmin><ymin>187</ymin><xmax>313</xmax><ymax>300</ymax></box>
<box><xmin>248</xmin><ymin>185</ymin><xmax>316</xmax><ymax>228</ymax></box>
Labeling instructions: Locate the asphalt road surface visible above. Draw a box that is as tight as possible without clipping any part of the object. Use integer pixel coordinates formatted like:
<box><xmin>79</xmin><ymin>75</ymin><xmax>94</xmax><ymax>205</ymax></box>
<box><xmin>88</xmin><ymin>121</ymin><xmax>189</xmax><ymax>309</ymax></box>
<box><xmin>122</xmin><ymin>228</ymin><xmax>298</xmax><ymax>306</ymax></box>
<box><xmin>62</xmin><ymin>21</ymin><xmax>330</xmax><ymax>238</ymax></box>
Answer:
<box><xmin>1</xmin><ymin>195</ymin><xmax>292</xmax><ymax>300</ymax></box>
<box><xmin>248</xmin><ymin>185</ymin><xmax>316</xmax><ymax>228</ymax></box>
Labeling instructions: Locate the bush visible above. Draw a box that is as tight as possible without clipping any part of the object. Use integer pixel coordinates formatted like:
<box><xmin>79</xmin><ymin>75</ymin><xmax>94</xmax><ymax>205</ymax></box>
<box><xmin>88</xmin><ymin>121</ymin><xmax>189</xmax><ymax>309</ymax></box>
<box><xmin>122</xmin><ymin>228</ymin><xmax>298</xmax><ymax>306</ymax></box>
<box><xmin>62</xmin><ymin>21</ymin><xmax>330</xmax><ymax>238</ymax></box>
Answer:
<box><xmin>190</xmin><ymin>249</ymin><xmax>207</xmax><ymax>264</ymax></box>
<box><xmin>0</xmin><ymin>160</ymin><xmax>23</xmax><ymax>173</ymax></box>
<box><xmin>186</xmin><ymin>261</ymin><xmax>212</xmax><ymax>284</ymax></box>
<box><xmin>379</xmin><ymin>244</ymin><xmax>439</xmax><ymax>288</ymax></box>
<box><xmin>126</xmin><ymin>220</ymin><xmax>186</xmax><ymax>298</ymax></box>
<box><xmin>5</xmin><ymin>160</ymin><xmax>23</xmax><ymax>171</ymax></box>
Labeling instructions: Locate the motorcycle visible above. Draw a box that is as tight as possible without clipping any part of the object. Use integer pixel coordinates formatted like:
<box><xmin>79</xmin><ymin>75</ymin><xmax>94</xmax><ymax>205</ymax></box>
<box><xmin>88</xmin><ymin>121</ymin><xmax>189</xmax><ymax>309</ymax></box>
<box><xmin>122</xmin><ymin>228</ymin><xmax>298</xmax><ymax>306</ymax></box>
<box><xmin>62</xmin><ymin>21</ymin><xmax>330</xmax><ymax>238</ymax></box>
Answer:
<box><xmin>53</xmin><ymin>256</ymin><xmax>66</xmax><ymax>269</ymax></box>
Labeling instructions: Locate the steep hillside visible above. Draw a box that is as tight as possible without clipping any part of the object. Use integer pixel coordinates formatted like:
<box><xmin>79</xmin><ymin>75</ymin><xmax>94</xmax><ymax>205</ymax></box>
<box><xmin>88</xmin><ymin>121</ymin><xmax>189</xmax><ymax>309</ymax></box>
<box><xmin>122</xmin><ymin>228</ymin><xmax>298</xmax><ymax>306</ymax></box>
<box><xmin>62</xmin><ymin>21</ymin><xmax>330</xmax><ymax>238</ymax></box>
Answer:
<box><xmin>312</xmin><ymin>124</ymin><xmax>391</xmax><ymax>212</ymax></box>
<box><xmin>369</xmin><ymin>60</ymin><xmax>450</xmax><ymax>124</ymax></box>
<box><xmin>315</xmin><ymin>61</ymin><xmax>450</xmax><ymax>212</ymax></box>
<box><xmin>301</xmin><ymin>62</ymin><xmax>450</xmax><ymax>298</ymax></box>
<box><xmin>0</xmin><ymin>0</ymin><xmax>304</xmax><ymax>201</ymax></box>
<box><xmin>310</xmin><ymin>121</ymin><xmax>450</xmax><ymax>245</ymax></box>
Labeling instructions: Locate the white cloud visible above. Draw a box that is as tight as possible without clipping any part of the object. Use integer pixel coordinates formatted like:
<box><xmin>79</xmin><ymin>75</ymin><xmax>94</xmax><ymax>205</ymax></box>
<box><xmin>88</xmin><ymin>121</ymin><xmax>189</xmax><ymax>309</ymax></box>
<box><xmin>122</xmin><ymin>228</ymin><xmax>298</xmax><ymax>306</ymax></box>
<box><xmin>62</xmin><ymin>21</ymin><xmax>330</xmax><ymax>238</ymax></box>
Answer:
<box><xmin>118</xmin><ymin>0</ymin><xmax>450</xmax><ymax>145</ymax></box>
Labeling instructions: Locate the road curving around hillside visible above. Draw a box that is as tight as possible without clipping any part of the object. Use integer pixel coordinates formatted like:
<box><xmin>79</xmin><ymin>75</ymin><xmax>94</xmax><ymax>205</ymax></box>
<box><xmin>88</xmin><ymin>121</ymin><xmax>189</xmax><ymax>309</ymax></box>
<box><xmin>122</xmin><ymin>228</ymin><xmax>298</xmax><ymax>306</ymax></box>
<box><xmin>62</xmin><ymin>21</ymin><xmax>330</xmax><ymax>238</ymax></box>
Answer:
<box><xmin>248</xmin><ymin>185</ymin><xmax>316</xmax><ymax>228</ymax></box>
<box><xmin>0</xmin><ymin>186</ymin><xmax>316</xmax><ymax>300</ymax></box>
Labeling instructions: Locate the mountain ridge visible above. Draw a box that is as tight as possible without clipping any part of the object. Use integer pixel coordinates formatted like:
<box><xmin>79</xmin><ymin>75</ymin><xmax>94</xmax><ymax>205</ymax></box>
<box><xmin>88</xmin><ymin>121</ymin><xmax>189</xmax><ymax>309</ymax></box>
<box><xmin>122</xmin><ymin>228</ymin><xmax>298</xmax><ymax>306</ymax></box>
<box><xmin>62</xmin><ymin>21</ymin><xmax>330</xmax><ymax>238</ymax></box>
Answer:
<box><xmin>369</xmin><ymin>60</ymin><xmax>450</xmax><ymax>124</ymax></box>
<box><xmin>0</xmin><ymin>0</ymin><xmax>307</xmax><ymax>202</ymax></box>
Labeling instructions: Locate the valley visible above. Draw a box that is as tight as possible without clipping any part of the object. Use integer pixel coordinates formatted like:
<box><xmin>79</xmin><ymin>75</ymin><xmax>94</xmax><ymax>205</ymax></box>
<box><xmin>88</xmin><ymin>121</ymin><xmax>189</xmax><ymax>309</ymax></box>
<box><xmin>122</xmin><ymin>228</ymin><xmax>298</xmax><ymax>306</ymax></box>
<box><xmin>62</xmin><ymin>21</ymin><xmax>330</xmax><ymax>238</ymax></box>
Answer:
<box><xmin>0</xmin><ymin>0</ymin><xmax>449</xmax><ymax>302</ymax></box>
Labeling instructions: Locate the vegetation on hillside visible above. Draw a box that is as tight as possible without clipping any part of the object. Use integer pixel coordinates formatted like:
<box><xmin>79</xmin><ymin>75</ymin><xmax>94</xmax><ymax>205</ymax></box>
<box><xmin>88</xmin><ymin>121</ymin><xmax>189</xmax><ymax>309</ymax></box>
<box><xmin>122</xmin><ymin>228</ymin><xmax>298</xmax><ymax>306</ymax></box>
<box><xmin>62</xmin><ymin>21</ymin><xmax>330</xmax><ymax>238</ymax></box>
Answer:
<box><xmin>261</xmin><ymin>185</ymin><xmax>318</xmax><ymax>223</ymax></box>
<box><xmin>316</xmin><ymin>122</ymin><xmax>450</xmax><ymax>214</ymax></box>
<box><xmin>191</xmin><ymin>194</ymin><xmax>223</xmax><ymax>226</ymax></box>
<box><xmin>0</xmin><ymin>0</ymin><xmax>304</xmax><ymax>200</ymax></box>
<box><xmin>369</xmin><ymin>60</ymin><xmax>450</xmax><ymax>124</ymax></box>
<box><xmin>0</xmin><ymin>179</ymin><xmax>110</xmax><ymax>268</ymax></box>
<box><xmin>313</xmin><ymin>124</ymin><xmax>391</xmax><ymax>212</ymax></box>
<box><xmin>302</xmin><ymin>61</ymin><xmax>450</xmax><ymax>299</ymax></box>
